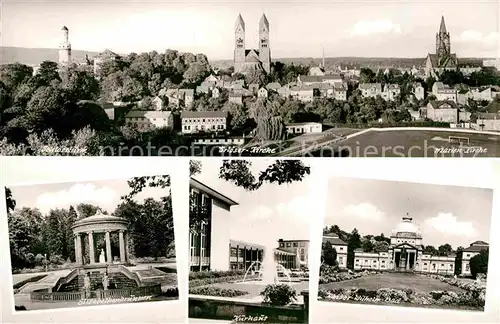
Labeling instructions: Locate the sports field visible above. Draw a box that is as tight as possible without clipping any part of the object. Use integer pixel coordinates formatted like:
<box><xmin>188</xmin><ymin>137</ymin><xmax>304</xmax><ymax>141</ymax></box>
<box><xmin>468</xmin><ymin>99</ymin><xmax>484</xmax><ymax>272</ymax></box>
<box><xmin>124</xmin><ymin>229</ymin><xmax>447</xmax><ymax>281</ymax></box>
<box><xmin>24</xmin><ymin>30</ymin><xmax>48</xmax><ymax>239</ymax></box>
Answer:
<box><xmin>308</xmin><ymin>129</ymin><xmax>500</xmax><ymax>157</ymax></box>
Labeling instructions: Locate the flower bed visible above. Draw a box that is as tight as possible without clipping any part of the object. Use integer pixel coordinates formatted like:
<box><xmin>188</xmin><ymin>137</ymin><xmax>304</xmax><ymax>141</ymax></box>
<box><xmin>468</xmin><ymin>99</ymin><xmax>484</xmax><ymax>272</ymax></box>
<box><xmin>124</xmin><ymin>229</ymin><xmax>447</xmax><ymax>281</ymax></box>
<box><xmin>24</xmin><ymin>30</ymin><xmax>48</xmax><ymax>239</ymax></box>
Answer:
<box><xmin>189</xmin><ymin>270</ymin><xmax>246</xmax><ymax>280</ymax></box>
<box><xmin>318</xmin><ymin>286</ymin><xmax>485</xmax><ymax>309</ymax></box>
<box><xmin>319</xmin><ymin>269</ymin><xmax>378</xmax><ymax>284</ymax></box>
<box><xmin>189</xmin><ymin>286</ymin><xmax>249</xmax><ymax>298</ymax></box>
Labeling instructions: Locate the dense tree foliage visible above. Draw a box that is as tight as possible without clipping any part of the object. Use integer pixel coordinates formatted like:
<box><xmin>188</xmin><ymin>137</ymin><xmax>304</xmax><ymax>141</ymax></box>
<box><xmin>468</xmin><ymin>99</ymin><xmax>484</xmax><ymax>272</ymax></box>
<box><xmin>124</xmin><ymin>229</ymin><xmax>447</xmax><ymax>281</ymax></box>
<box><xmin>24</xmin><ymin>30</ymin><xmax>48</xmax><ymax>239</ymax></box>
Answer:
<box><xmin>322</xmin><ymin>242</ymin><xmax>338</xmax><ymax>266</ymax></box>
<box><xmin>2</xmin><ymin>49</ymin><xmax>500</xmax><ymax>156</ymax></box>
<box><xmin>469</xmin><ymin>249</ymin><xmax>489</xmax><ymax>279</ymax></box>
<box><xmin>8</xmin><ymin>181</ymin><xmax>174</xmax><ymax>270</ymax></box>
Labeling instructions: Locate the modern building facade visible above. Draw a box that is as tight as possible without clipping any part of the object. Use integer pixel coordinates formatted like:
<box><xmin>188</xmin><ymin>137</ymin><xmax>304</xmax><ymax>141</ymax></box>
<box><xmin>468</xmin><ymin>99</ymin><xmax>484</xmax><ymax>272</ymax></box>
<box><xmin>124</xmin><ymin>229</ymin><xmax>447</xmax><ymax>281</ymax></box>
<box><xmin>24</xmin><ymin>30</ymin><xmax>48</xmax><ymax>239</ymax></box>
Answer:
<box><xmin>189</xmin><ymin>178</ymin><xmax>238</xmax><ymax>272</ymax></box>
<box><xmin>189</xmin><ymin>179</ymin><xmax>306</xmax><ymax>272</ymax></box>
<box><xmin>277</xmin><ymin>239</ymin><xmax>310</xmax><ymax>269</ymax></box>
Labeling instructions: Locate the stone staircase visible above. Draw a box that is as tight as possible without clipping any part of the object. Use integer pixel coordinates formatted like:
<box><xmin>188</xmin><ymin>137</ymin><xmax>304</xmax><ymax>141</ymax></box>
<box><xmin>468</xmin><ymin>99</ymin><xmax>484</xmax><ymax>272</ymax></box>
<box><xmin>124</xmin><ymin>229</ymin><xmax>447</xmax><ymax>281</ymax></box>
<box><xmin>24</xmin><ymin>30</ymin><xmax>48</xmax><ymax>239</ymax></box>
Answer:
<box><xmin>18</xmin><ymin>269</ymin><xmax>73</xmax><ymax>293</ymax></box>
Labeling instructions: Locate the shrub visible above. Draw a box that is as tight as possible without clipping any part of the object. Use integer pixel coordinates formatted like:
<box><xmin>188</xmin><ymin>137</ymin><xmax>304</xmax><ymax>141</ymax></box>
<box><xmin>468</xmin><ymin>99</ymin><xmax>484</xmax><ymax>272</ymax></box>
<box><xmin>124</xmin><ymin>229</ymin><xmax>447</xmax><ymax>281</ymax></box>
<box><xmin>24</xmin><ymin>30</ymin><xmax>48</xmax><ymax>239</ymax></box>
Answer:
<box><xmin>260</xmin><ymin>283</ymin><xmax>297</xmax><ymax>306</ymax></box>
<box><xmin>317</xmin><ymin>289</ymin><xmax>328</xmax><ymax>299</ymax></box>
<box><xmin>161</xmin><ymin>287</ymin><xmax>179</xmax><ymax>298</ymax></box>
<box><xmin>189</xmin><ymin>286</ymin><xmax>248</xmax><ymax>298</ymax></box>
<box><xmin>48</xmin><ymin>254</ymin><xmax>64</xmax><ymax>265</ymax></box>
<box><xmin>469</xmin><ymin>249</ymin><xmax>489</xmax><ymax>279</ymax></box>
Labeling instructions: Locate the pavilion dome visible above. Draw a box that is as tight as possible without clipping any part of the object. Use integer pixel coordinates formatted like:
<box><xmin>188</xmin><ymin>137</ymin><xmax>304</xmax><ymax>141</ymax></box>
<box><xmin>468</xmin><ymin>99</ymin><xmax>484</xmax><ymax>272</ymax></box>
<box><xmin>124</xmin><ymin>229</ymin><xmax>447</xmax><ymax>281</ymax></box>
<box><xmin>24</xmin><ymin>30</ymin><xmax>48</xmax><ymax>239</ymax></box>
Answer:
<box><xmin>391</xmin><ymin>215</ymin><xmax>421</xmax><ymax>237</ymax></box>
<box><xmin>73</xmin><ymin>211</ymin><xmax>126</xmax><ymax>226</ymax></box>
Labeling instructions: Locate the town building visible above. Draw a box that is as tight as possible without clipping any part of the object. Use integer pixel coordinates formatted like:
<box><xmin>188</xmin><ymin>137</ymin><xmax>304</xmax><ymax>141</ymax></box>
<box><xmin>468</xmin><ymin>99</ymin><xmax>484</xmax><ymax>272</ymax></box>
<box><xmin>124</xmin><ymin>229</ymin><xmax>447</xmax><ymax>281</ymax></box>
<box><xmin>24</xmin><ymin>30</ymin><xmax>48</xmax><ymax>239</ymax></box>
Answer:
<box><xmin>234</xmin><ymin>14</ymin><xmax>271</xmax><ymax>74</ymax></box>
<box><xmin>124</xmin><ymin>110</ymin><xmax>173</xmax><ymax>132</ymax></box>
<box><xmin>286</xmin><ymin>122</ymin><xmax>322</xmax><ymax>135</ymax></box>
<box><xmin>257</xmin><ymin>87</ymin><xmax>268</xmax><ymax>98</ymax></box>
<box><xmin>463</xmin><ymin>86</ymin><xmax>500</xmax><ymax>102</ymax></box>
<box><xmin>266</xmin><ymin>82</ymin><xmax>282</xmax><ymax>92</ymax></box>
<box><xmin>475</xmin><ymin>113</ymin><xmax>500</xmax><ymax>131</ymax></box>
<box><xmin>58</xmin><ymin>26</ymin><xmax>72</xmax><ymax>65</ymax></box>
<box><xmin>432</xmin><ymin>82</ymin><xmax>458</xmax><ymax>102</ymax></box>
<box><xmin>353</xmin><ymin>216</ymin><xmax>456</xmax><ymax>274</ymax></box>
<box><xmin>413</xmin><ymin>82</ymin><xmax>425</xmax><ymax>100</ymax></box>
<box><xmin>334</xmin><ymin>84</ymin><xmax>348</xmax><ymax>101</ymax></box>
<box><xmin>181</xmin><ymin>111</ymin><xmax>228</xmax><ymax>134</ymax></box>
<box><xmin>160</xmin><ymin>88</ymin><xmax>194</xmax><ymax>109</ymax></box>
<box><xmin>228</xmin><ymin>93</ymin><xmax>243</xmax><ymax>105</ymax></box>
<box><xmin>461</xmin><ymin>241</ymin><xmax>489</xmax><ymax>275</ymax></box>
<box><xmin>425</xmin><ymin>16</ymin><xmax>458</xmax><ymax>78</ymax></box>
<box><xmin>381</xmin><ymin>84</ymin><xmax>401</xmax><ymax>101</ymax></box>
<box><xmin>322</xmin><ymin>235</ymin><xmax>348</xmax><ymax>268</ymax></box>
<box><xmin>359</xmin><ymin>83</ymin><xmax>383</xmax><ymax>98</ymax></box>
<box><xmin>93</xmin><ymin>49</ymin><xmax>120</xmax><ymax>76</ymax></box>
<box><xmin>422</xmin><ymin>100</ymin><xmax>459</xmax><ymax>123</ymax></box>
<box><xmin>290</xmin><ymin>86</ymin><xmax>316</xmax><ymax>102</ymax></box>
<box><xmin>483</xmin><ymin>59</ymin><xmax>500</xmax><ymax>70</ymax></box>
<box><xmin>277</xmin><ymin>239</ymin><xmax>310</xmax><ymax>269</ymax></box>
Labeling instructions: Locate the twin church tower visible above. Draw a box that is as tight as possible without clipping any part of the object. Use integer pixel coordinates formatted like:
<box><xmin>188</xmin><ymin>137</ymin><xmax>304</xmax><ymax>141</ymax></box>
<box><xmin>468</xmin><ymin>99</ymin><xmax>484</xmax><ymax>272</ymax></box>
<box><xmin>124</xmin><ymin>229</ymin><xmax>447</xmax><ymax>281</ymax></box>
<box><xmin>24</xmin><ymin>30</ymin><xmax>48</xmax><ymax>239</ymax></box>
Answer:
<box><xmin>234</xmin><ymin>14</ymin><xmax>272</xmax><ymax>74</ymax></box>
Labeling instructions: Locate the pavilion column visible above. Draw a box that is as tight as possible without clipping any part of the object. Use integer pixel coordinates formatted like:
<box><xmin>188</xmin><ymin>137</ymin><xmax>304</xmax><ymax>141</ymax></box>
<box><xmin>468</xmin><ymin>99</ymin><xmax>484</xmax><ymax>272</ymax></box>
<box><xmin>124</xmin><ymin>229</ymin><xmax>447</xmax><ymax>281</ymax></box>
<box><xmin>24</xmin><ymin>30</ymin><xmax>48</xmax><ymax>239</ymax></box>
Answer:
<box><xmin>119</xmin><ymin>230</ymin><xmax>126</xmax><ymax>263</ymax></box>
<box><xmin>75</xmin><ymin>233</ymin><xmax>83</xmax><ymax>265</ymax></box>
<box><xmin>406</xmin><ymin>253</ymin><xmax>410</xmax><ymax>269</ymax></box>
<box><xmin>105</xmin><ymin>231</ymin><xmax>112</xmax><ymax>264</ymax></box>
<box><xmin>74</xmin><ymin>235</ymin><xmax>78</xmax><ymax>263</ymax></box>
<box><xmin>125</xmin><ymin>232</ymin><xmax>130</xmax><ymax>262</ymax></box>
<box><xmin>88</xmin><ymin>231</ymin><xmax>95</xmax><ymax>264</ymax></box>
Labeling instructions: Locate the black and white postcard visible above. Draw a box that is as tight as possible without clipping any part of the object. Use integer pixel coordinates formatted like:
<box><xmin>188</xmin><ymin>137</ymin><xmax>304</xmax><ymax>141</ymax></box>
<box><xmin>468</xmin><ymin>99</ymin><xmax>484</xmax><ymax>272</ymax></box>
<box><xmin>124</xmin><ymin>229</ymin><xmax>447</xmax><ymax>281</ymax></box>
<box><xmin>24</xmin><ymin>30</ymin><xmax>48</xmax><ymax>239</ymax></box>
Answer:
<box><xmin>6</xmin><ymin>175</ymin><xmax>178</xmax><ymax>312</ymax></box>
<box><xmin>188</xmin><ymin>159</ymin><xmax>312</xmax><ymax>323</ymax></box>
<box><xmin>0</xmin><ymin>1</ymin><xmax>499</xmax><ymax>157</ymax></box>
<box><xmin>318</xmin><ymin>177</ymin><xmax>493</xmax><ymax>312</ymax></box>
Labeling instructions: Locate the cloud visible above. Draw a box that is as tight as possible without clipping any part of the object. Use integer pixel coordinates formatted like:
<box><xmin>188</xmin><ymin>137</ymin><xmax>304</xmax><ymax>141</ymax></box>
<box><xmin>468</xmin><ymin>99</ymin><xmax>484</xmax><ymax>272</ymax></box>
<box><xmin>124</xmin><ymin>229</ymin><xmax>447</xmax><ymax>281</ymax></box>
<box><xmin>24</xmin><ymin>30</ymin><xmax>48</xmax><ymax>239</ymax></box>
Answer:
<box><xmin>349</xmin><ymin>20</ymin><xmax>402</xmax><ymax>36</ymax></box>
<box><xmin>247</xmin><ymin>205</ymin><xmax>274</xmax><ymax>220</ymax></box>
<box><xmin>276</xmin><ymin>196</ymin><xmax>313</xmax><ymax>222</ymax></box>
<box><xmin>343</xmin><ymin>202</ymin><xmax>385</xmax><ymax>222</ymax></box>
<box><xmin>456</xmin><ymin>30</ymin><xmax>499</xmax><ymax>47</ymax></box>
<box><xmin>425</xmin><ymin>212</ymin><xmax>477</xmax><ymax>237</ymax></box>
<box><xmin>35</xmin><ymin>183</ymin><xmax>118</xmax><ymax>214</ymax></box>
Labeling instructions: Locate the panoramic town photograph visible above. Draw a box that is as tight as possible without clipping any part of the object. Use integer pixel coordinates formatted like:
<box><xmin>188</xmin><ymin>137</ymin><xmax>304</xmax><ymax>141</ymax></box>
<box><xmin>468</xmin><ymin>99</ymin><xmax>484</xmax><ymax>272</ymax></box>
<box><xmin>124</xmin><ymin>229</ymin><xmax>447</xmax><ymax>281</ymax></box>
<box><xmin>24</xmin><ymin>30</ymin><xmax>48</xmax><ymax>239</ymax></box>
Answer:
<box><xmin>5</xmin><ymin>175</ymin><xmax>179</xmax><ymax>312</ymax></box>
<box><xmin>187</xmin><ymin>159</ymin><xmax>312</xmax><ymax>323</ymax></box>
<box><xmin>0</xmin><ymin>1</ymin><xmax>499</xmax><ymax>157</ymax></box>
<box><xmin>318</xmin><ymin>176</ymin><xmax>492</xmax><ymax>312</ymax></box>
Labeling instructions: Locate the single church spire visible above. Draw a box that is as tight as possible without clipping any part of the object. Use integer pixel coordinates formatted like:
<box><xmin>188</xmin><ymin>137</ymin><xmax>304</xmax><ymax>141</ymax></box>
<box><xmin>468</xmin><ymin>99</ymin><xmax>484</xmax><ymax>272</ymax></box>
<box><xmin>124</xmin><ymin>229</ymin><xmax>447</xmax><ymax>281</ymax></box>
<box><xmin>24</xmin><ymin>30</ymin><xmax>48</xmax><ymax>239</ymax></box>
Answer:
<box><xmin>235</xmin><ymin>13</ymin><xmax>245</xmax><ymax>31</ymax></box>
<box><xmin>439</xmin><ymin>15</ymin><xmax>447</xmax><ymax>34</ymax></box>
<box><xmin>260</xmin><ymin>13</ymin><xmax>269</xmax><ymax>31</ymax></box>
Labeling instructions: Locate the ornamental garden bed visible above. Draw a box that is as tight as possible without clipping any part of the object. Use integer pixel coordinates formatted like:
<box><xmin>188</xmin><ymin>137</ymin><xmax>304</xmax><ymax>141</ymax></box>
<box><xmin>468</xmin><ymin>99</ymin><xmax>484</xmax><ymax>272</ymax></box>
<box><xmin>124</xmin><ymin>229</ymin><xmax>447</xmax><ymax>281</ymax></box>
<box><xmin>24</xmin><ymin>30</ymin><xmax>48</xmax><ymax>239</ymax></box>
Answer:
<box><xmin>318</xmin><ymin>286</ymin><xmax>485</xmax><ymax>311</ymax></box>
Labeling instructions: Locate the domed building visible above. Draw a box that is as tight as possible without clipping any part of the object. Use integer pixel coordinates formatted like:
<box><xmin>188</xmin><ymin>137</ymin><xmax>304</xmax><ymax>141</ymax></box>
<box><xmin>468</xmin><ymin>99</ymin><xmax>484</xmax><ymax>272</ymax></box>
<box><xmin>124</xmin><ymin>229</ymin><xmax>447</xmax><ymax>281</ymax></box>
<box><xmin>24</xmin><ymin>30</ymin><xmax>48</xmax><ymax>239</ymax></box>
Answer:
<box><xmin>354</xmin><ymin>215</ymin><xmax>456</xmax><ymax>274</ymax></box>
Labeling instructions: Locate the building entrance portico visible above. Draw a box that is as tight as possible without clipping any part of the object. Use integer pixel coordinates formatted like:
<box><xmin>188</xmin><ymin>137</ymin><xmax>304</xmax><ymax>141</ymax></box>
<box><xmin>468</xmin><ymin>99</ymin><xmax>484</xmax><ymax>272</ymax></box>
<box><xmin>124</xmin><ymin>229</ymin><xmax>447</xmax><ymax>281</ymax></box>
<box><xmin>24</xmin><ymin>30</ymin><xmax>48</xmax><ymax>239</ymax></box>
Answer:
<box><xmin>72</xmin><ymin>212</ymin><xmax>130</xmax><ymax>267</ymax></box>
<box><xmin>391</xmin><ymin>244</ymin><xmax>419</xmax><ymax>271</ymax></box>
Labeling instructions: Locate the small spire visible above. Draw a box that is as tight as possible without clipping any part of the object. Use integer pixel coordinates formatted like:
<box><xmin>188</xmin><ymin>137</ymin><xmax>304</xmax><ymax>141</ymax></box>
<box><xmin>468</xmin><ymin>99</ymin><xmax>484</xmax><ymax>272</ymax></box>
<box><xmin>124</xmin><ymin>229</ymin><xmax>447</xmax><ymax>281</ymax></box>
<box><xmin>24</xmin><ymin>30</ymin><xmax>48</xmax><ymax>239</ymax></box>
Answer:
<box><xmin>439</xmin><ymin>15</ymin><xmax>447</xmax><ymax>34</ymax></box>
<box><xmin>235</xmin><ymin>13</ymin><xmax>245</xmax><ymax>31</ymax></box>
<box><xmin>322</xmin><ymin>46</ymin><xmax>325</xmax><ymax>69</ymax></box>
<box><xmin>61</xmin><ymin>26</ymin><xmax>68</xmax><ymax>31</ymax></box>
<box><xmin>260</xmin><ymin>13</ymin><xmax>269</xmax><ymax>31</ymax></box>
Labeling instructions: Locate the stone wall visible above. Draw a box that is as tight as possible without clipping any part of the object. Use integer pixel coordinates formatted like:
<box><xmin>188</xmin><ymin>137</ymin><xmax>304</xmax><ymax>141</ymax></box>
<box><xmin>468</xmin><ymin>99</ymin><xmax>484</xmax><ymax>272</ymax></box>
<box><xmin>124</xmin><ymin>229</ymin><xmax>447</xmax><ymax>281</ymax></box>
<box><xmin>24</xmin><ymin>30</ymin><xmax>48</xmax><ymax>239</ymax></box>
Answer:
<box><xmin>189</xmin><ymin>297</ymin><xmax>307</xmax><ymax>323</ymax></box>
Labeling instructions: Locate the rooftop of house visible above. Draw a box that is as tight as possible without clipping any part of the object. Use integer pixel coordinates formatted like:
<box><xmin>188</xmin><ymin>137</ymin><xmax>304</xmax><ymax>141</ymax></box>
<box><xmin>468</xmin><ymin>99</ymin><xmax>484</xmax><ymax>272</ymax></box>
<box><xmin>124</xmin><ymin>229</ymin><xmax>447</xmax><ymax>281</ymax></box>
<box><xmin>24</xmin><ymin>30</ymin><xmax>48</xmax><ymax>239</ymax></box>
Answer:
<box><xmin>125</xmin><ymin>110</ymin><xmax>172</xmax><ymax>118</ymax></box>
<box><xmin>181</xmin><ymin>111</ymin><xmax>228</xmax><ymax>118</ymax></box>
<box><xmin>428</xmin><ymin>100</ymin><xmax>459</xmax><ymax>109</ymax></box>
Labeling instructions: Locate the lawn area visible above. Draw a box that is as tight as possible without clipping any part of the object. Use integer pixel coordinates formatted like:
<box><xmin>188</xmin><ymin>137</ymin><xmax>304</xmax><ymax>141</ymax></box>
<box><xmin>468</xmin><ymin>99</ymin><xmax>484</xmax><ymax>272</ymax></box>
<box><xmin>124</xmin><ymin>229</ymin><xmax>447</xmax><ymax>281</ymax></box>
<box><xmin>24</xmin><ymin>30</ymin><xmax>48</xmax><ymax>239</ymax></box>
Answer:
<box><xmin>320</xmin><ymin>272</ymin><xmax>465</xmax><ymax>294</ymax></box>
<box><xmin>309</xmin><ymin>129</ymin><xmax>500</xmax><ymax>157</ymax></box>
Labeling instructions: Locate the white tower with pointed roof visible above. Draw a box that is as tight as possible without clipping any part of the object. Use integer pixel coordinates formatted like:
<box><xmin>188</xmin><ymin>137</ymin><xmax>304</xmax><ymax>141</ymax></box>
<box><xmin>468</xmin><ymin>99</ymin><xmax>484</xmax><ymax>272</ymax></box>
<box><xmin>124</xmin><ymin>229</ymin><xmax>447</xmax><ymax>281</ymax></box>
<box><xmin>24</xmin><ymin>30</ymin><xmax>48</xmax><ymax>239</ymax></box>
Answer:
<box><xmin>234</xmin><ymin>14</ymin><xmax>246</xmax><ymax>68</ymax></box>
<box><xmin>259</xmin><ymin>13</ymin><xmax>271</xmax><ymax>73</ymax></box>
<box><xmin>58</xmin><ymin>26</ymin><xmax>72</xmax><ymax>65</ymax></box>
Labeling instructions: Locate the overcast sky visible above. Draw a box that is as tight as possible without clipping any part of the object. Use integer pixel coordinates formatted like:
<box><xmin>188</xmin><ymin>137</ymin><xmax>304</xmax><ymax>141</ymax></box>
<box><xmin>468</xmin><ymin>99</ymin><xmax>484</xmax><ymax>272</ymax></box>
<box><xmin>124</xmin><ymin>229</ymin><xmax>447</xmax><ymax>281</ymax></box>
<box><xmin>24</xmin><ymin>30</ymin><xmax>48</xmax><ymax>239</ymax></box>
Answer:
<box><xmin>325</xmin><ymin>177</ymin><xmax>493</xmax><ymax>250</ymax></box>
<box><xmin>9</xmin><ymin>177</ymin><xmax>168</xmax><ymax>215</ymax></box>
<box><xmin>2</xmin><ymin>0</ymin><xmax>498</xmax><ymax>58</ymax></box>
<box><xmin>192</xmin><ymin>159</ymin><xmax>311</xmax><ymax>249</ymax></box>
